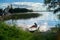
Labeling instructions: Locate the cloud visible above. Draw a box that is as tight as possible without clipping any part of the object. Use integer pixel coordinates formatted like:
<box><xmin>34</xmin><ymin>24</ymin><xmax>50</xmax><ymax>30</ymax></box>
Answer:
<box><xmin>12</xmin><ymin>2</ymin><xmax>47</xmax><ymax>11</ymax></box>
<box><xmin>0</xmin><ymin>3</ymin><xmax>10</xmax><ymax>9</ymax></box>
<box><xmin>0</xmin><ymin>2</ymin><xmax>47</xmax><ymax>11</ymax></box>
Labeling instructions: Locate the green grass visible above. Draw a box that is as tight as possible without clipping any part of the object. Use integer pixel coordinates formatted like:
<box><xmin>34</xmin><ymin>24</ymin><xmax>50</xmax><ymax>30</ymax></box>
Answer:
<box><xmin>0</xmin><ymin>21</ymin><xmax>57</xmax><ymax>40</ymax></box>
<box><xmin>0</xmin><ymin>22</ymin><xmax>32</xmax><ymax>40</ymax></box>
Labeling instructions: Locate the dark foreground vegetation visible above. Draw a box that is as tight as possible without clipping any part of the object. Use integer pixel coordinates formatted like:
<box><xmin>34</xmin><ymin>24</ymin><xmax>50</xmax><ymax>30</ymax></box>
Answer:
<box><xmin>0</xmin><ymin>21</ymin><xmax>60</xmax><ymax>40</ymax></box>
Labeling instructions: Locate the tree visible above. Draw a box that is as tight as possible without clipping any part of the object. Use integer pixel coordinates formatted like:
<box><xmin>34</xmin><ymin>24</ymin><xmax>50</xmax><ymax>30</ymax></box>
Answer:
<box><xmin>44</xmin><ymin>0</ymin><xmax>60</xmax><ymax>13</ymax></box>
<box><xmin>0</xmin><ymin>9</ymin><xmax>3</xmax><ymax>16</ymax></box>
<box><xmin>44</xmin><ymin>0</ymin><xmax>52</xmax><ymax>5</ymax></box>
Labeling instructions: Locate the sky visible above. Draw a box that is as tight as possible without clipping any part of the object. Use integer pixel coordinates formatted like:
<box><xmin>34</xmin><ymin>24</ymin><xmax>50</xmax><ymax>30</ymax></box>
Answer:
<box><xmin>0</xmin><ymin>0</ymin><xmax>44</xmax><ymax>3</ymax></box>
<box><xmin>0</xmin><ymin>0</ymin><xmax>46</xmax><ymax>11</ymax></box>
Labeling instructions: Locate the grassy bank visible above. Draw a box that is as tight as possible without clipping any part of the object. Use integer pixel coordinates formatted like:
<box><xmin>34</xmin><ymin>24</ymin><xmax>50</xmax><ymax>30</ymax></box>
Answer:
<box><xmin>0</xmin><ymin>22</ymin><xmax>57</xmax><ymax>40</ymax></box>
<box><xmin>0</xmin><ymin>21</ymin><xmax>32</xmax><ymax>40</ymax></box>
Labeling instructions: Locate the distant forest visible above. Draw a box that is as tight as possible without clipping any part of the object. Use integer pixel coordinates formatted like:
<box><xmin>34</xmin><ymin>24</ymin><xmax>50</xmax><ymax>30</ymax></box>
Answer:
<box><xmin>0</xmin><ymin>8</ymin><xmax>33</xmax><ymax>16</ymax></box>
<box><xmin>9</xmin><ymin>8</ymin><xmax>33</xmax><ymax>13</ymax></box>
<box><xmin>0</xmin><ymin>5</ymin><xmax>33</xmax><ymax>13</ymax></box>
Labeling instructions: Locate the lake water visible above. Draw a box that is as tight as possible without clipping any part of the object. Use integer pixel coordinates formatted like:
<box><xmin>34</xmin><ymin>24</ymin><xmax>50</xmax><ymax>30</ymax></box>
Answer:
<box><xmin>5</xmin><ymin>11</ymin><xmax>60</xmax><ymax>30</ymax></box>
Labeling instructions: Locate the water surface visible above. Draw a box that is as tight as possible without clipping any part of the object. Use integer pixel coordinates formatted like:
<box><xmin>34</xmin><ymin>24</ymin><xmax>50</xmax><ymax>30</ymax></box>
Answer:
<box><xmin>5</xmin><ymin>11</ymin><xmax>60</xmax><ymax>30</ymax></box>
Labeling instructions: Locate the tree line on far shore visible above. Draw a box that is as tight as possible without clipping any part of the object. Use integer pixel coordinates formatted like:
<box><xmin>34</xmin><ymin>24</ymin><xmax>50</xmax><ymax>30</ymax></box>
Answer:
<box><xmin>0</xmin><ymin>6</ymin><xmax>33</xmax><ymax>16</ymax></box>
<box><xmin>9</xmin><ymin>8</ymin><xmax>33</xmax><ymax>13</ymax></box>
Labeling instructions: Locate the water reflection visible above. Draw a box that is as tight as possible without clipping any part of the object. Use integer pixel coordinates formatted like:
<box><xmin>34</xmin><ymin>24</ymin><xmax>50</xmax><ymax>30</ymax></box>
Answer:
<box><xmin>3</xmin><ymin>13</ymin><xmax>41</xmax><ymax>20</ymax></box>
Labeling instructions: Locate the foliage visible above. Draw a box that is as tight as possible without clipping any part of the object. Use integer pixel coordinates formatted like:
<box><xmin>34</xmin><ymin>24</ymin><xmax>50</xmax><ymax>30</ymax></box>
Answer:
<box><xmin>0</xmin><ymin>21</ymin><xmax>58</xmax><ymax>40</ymax></box>
<box><xmin>53</xmin><ymin>8</ymin><xmax>60</xmax><ymax>13</ymax></box>
<box><xmin>55</xmin><ymin>24</ymin><xmax>60</xmax><ymax>40</ymax></box>
<box><xmin>57</xmin><ymin>14</ymin><xmax>60</xmax><ymax>19</ymax></box>
<box><xmin>0</xmin><ymin>9</ymin><xmax>3</xmax><ymax>13</ymax></box>
<box><xmin>0</xmin><ymin>9</ymin><xmax>3</xmax><ymax>16</ymax></box>
<box><xmin>44</xmin><ymin>0</ymin><xmax>51</xmax><ymax>4</ymax></box>
<box><xmin>0</xmin><ymin>22</ymin><xmax>32</xmax><ymax>40</ymax></box>
<box><xmin>9</xmin><ymin>8</ymin><xmax>33</xmax><ymax>13</ymax></box>
<box><xmin>32</xmin><ymin>31</ymin><xmax>57</xmax><ymax>40</ymax></box>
